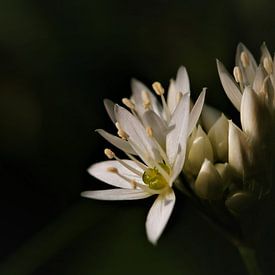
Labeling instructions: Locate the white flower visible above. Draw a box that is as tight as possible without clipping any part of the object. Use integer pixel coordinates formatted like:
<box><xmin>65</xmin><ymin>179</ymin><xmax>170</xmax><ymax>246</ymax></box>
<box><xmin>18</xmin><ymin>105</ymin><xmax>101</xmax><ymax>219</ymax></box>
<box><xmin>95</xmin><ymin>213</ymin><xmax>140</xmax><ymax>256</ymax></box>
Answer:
<box><xmin>217</xmin><ymin>43</ymin><xmax>274</xmax><ymax>198</ymax></box>
<box><xmin>82</xmin><ymin>66</ymin><xmax>206</xmax><ymax>244</ymax></box>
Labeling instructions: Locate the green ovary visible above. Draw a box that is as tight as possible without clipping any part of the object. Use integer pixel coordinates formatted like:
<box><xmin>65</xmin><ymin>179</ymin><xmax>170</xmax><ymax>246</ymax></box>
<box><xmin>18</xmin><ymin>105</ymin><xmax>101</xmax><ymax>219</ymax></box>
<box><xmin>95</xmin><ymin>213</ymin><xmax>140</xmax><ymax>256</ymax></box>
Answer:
<box><xmin>142</xmin><ymin>163</ymin><xmax>170</xmax><ymax>190</ymax></box>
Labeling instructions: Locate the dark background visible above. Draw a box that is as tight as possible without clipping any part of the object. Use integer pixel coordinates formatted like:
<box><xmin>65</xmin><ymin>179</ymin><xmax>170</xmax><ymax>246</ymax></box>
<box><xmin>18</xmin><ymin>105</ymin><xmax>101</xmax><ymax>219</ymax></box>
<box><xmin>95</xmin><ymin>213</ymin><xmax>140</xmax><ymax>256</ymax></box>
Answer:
<box><xmin>0</xmin><ymin>0</ymin><xmax>274</xmax><ymax>274</ymax></box>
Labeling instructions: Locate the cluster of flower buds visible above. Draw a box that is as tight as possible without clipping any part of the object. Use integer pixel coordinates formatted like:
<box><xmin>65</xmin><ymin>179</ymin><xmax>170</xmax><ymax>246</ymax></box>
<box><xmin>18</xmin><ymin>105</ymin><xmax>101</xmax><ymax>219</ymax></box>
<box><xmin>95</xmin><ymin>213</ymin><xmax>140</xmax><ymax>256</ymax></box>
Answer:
<box><xmin>182</xmin><ymin>43</ymin><xmax>275</xmax><ymax>216</ymax></box>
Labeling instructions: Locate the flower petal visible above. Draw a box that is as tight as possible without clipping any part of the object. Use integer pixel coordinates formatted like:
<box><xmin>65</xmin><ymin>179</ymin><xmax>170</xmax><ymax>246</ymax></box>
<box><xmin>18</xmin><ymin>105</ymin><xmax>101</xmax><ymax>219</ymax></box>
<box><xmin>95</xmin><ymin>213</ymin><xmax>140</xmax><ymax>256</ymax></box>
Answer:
<box><xmin>96</xmin><ymin>129</ymin><xmax>137</xmax><ymax>155</ymax></box>
<box><xmin>81</xmin><ymin>189</ymin><xmax>151</xmax><ymax>200</ymax></box>
<box><xmin>103</xmin><ymin>99</ymin><xmax>116</xmax><ymax>123</ymax></box>
<box><xmin>166</xmin><ymin>93</ymin><xmax>190</xmax><ymax>178</ymax></box>
<box><xmin>145</xmin><ymin>189</ymin><xmax>175</xmax><ymax>245</ymax></box>
<box><xmin>188</xmin><ymin>88</ymin><xmax>206</xmax><ymax>135</ymax></box>
<box><xmin>236</xmin><ymin>43</ymin><xmax>257</xmax><ymax>85</ymax></box>
<box><xmin>142</xmin><ymin>110</ymin><xmax>168</xmax><ymax>149</ymax></box>
<box><xmin>175</xmin><ymin>66</ymin><xmax>190</xmax><ymax>94</ymax></box>
<box><xmin>201</xmin><ymin>104</ymin><xmax>221</xmax><ymax>132</ymax></box>
<box><xmin>88</xmin><ymin>160</ymin><xmax>144</xmax><ymax>188</ymax></box>
<box><xmin>115</xmin><ymin>105</ymin><xmax>162</xmax><ymax>163</ymax></box>
<box><xmin>167</xmin><ymin>79</ymin><xmax>177</xmax><ymax>113</ymax></box>
<box><xmin>217</xmin><ymin>59</ymin><xmax>242</xmax><ymax>111</ymax></box>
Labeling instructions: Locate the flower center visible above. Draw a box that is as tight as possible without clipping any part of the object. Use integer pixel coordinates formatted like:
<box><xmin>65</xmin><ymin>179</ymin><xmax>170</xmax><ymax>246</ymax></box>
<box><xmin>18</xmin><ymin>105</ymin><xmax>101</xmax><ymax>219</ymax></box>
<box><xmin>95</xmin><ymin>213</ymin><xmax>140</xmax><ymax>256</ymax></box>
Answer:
<box><xmin>142</xmin><ymin>163</ymin><xmax>170</xmax><ymax>190</ymax></box>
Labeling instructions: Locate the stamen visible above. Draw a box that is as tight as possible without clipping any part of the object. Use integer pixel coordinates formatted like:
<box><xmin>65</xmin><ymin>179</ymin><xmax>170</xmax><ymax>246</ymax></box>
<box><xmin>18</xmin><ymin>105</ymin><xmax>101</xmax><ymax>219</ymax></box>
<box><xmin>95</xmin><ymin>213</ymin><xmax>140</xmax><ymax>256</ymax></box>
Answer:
<box><xmin>263</xmin><ymin>57</ymin><xmax>273</xmax><ymax>75</ymax></box>
<box><xmin>240</xmin><ymin>51</ymin><xmax>250</xmax><ymax>68</ymax></box>
<box><xmin>107</xmin><ymin>167</ymin><xmax>118</xmax><ymax>173</ymax></box>
<box><xmin>141</xmin><ymin>90</ymin><xmax>151</xmax><ymax>109</ymax></box>
<box><xmin>115</xmin><ymin>122</ymin><xmax>129</xmax><ymax>140</ymax></box>
<box><xmin>146</xmin><ymin>126</ymin><xmax>153</xmax><ymax>137</ymax></box>
<box><xmin>104</xmin><ymin>148</ymin><xmax>115</xmax><ymax>159</ymax></box>
<box><xmin>125</xmin><ymin>152</ymin><xmax>148</xmax><ymax>170</ymax></box>
<box><xmin>152</xmin><ymin>81</ymin><xmax>165</xmax><ymax>96</ymax></box>
<box><xmin>122</xmin><ymin>98</ymin><xmax>135</xmax><ymax>110</ymax></box>
<box><xmin>176</xmin><ymin>92</ymin><xmax>182</xmax><ymax>104</ymax></box>
<box><xmin>233</xmin><ymin>66</ymin><xmax>243</xmax><ymax>83</ymax></box>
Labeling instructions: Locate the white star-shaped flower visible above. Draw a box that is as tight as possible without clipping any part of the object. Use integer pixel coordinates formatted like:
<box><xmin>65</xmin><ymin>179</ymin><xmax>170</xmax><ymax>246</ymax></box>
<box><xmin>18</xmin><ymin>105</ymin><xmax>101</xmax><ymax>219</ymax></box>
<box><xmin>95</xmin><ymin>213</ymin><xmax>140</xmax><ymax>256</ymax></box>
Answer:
<box><xmin>82</xmin><ymin>66</ymin><xmax>206</xmax><ymax>244</ymax></box>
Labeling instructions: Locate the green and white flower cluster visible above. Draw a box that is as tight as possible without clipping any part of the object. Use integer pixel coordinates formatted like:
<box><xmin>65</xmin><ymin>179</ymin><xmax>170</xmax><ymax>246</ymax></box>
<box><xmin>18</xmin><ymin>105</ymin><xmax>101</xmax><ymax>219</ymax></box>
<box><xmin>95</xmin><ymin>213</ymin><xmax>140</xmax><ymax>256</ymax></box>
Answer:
<box><xmin>82</xmin><ymin>43</ymin><xmax>275</xmax><ymax>244</ymax></box>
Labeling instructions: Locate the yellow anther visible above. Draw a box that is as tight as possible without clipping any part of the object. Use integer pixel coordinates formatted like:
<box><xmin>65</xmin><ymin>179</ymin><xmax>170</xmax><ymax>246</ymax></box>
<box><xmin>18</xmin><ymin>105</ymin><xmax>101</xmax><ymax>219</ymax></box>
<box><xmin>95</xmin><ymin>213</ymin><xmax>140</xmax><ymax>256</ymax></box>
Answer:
<box><xmin>117</xmin><ymin>129</ymin><xmax>129</xmax><ymax>140</ymax></box>
<box><xmin>104</xmin><ymin>148</ymin><xmax>115</xmax><ymax>159</ymax></box>
<box><xmin>141</xmin><ymin>90</ymin><xmax>151</xmax><ymax>109</ymax></box>
<box><xmin>240</xmin><ymin>51</ymin><xmax>250</xmax><ymax>68</ymax></box>
<box><xmin>122</xmin><ymin>98</ymin><xmax>135</xmax><ymax>109</ymax></box>
<box><xmin>233</xmin><ymin>66</ymin><xmax>243</xmax><ymax>83</ymax></box>
<box><xmin>107</xmin><ymin>167</ymin><xmax>118</xmax><ymax>173</ymax></box>
<box><xmin>152</xmin><ymin>81</ymin><xmax>165</xmax><ymax>96</ymax></box>
<box><xmin>176</xmin><ymin>92</ymin><xmax>182</xmax><ymax>103</ymax></box>
<box><xmin>131</xmin><ymin>180</ymin><xmax>137</xmax><ymax>189</ymax></box>
<box><xmin>263</xmin><ymin>57</ymin><xmax>273</xmax><ymax>75</ymax></box>
<box><xmin>146</xmin><ymin>126</ymin><xmax>153</xmax><ymax>137</ymax></box>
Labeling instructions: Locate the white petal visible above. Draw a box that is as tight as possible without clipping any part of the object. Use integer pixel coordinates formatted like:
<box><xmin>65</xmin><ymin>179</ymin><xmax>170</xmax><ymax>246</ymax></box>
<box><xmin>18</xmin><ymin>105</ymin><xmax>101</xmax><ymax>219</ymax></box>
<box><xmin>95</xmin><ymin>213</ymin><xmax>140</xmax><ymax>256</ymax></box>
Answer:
<box><xmin>188</xmin><ymin>88</ymin><xmax>206</xmax><ymax>135</ymax></box>
<box><xmin>146</xmin><ymin>189</ymin><xmax>175</xmax><ymax>245</ymax></box>
<box><xmin>88</xmin><ymin>160</ymin><xmax>144</xmax><ymax>188</ymax></box>
<box><xmin>167</xmin><ymin>79</ymin><xmax>178</xmax><ymax>113</ymax></box>
<box><xmin>81</xmin><ymin>189</ymin><xmax>151</xmax><ymax>200</ymax></box>
<box><xmin>143</xmin><ymin>110</ymin><xmax>168</xmax><ymax>149</ymax></box>
<box><xmin>253</xmin><ymin>64</ymin><xmax>266</xmax><ymax>93</ymax></box>
<box><xmin>240</xmin><ymin>87</ymin><xmax>261</xmax><ymax>141</ymax></box>
<box><xmin>236</xmin><ymin>43</ymin><xmax>257</xmax><ymax>85</ymax></box>
<box><xmin>217</xmin><ymin>59</ymin><xmax>242</xmax><ymax>111</ymax></box>
<box><xmin>96</xmin><ymin>129</ymin><xmax>137</xmax><ymax>155</ymax></box>
<box><xmin>115</xmin><ymin>105</ymin><xmax>162</xmax><ymax>163</ymax></box>
<box><xmin>175</xmin><ymin>66</ymin><xmax>190</xmax><ymax>94</ymax></box>
<box><xmin>166</xmin><ymin>93</ymin><xmax>190</xmax><ymax>179</ymax></box>
<box><xmin>103</xmin><ymin>99</ymin><xmax>116</xmax><ymax>123</ymax></box>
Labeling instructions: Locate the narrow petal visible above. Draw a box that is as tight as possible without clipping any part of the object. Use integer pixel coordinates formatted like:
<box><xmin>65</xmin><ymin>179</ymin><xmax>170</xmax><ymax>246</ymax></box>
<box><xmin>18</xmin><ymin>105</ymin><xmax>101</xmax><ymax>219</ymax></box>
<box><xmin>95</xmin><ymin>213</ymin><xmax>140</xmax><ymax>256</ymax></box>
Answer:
<box><xmin>217</xmin><ymin>59</ymin><xmax>242</xmax><ymax>111</ymax></box>
<box><xmin>188</xmin><ymin>88</ymin><xmax>206</xmax><ymax>135</ymax></box>
<box><xmin>236</xmin><ymin>43</ymin><xmax>257</xmax><ymax>85</ymax></box>
<box><xmin>81</xmin><ymin>189</ymin><xmax>151</xmax><ymax>200</ymax></box>
<box><xmin>103</xmin><ymin>99</ymin><xmax>116</xmax><ymax>123</ymax></box>
<box><xmin>146</xmin><ymin>189</ymin><xmax>175</xmax><ymax>245</ymax></box>
<box><xmin>167</xmin><ymin>79</ymin><xmax>177</xmax><ymax>113</ymax></box>
<box><xmin>143</xmin><ymin>110</ymin><xmax>168</xmax><ymax>149</ymax></box>
<box><xmin>240</xmin><ymin>87</ymin><xmax>261</xmax><ymax>141</ymax></box>
<box><xmin>175</xmin><ymin>66</ymin><xmax>190</xmax><ymax>94</ymax></box>
<box><xmin>115</xmin><ymin>105</ymin><xmax>162</xmax><ymax>162</ymax></box>
<box><xmin>96</xmin><ymin>129</ymin><xmax>137</xmax><ymax>155</ymax></box>
<box><xmin>88</xmin><ymin>160</ymin><xmax>144</xmax><ymax>188</ymax></box>
<box><xmin>166</xmin><ymin>93</ymin><xmax>190</xmax><ymax>179</ymax></box>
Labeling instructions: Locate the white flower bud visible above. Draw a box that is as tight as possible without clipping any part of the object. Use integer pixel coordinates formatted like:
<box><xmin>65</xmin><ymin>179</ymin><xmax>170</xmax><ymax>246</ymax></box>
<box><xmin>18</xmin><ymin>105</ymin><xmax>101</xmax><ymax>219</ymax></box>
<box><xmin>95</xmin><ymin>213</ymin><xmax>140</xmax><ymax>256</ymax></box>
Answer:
<box><xmin>184</xmin><ymin>126</ymin><xmax>214</xmax><ymax>176</ymax></box>
<box><xmin>208</xmin><ymin>114</ymin><xmax>228</xmax><ymax>162</ymax></box>
<box><xmin>194</xmin><ymin>159</ymin><xmax>223</xmax><ymax>200</ymax></box>
<box><xmin>228</xmin><ymin>121</ymin><xmax>248</xmax><ymax>177</ymax></box>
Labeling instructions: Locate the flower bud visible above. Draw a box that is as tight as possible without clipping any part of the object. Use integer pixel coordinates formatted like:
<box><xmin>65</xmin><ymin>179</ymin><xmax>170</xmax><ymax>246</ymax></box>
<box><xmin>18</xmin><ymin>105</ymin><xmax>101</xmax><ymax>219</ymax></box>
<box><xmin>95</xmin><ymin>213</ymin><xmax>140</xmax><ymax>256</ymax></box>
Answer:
<box><xmin>228</xmin><ymin>121</ymin><xmax>248</xmax><ymax>177</ymax></box>
<box><xmin>194</xmin><ymin>159</ymin><xmax>223</xmax><ymax>200</ymax></box>
<box><xmin>214</xmin><ymin>163</ymin><xmax>234</xmax><ymax>189</ymax></box>
<box><xmin>184</xmin><ymin>126</ymin><xmax>214</xmax><ymax>176</ymax></box>
<box><xmin>208</xmin><ymin>114</ymin><xmax>228</xmax><ymax>162</ymax></box>
<box><xmin>225</xmin><ymin>191</ymin><xmax>256</xmax><ymax>216</ymax></box>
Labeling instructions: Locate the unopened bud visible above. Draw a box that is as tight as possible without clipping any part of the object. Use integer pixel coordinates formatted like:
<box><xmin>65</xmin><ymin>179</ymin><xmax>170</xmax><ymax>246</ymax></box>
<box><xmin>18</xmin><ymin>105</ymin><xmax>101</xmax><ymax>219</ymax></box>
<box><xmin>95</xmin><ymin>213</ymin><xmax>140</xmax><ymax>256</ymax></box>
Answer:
<box><xmin>194</xmin><ymin>159</ymin><xmax>223</xmax><ymax>200</ymax></box>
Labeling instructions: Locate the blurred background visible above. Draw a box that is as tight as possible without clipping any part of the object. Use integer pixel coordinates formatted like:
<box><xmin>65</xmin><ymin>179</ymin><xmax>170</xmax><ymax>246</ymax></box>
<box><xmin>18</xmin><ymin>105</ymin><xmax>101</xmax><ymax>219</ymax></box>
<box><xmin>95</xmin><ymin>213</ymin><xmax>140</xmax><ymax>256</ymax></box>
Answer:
<box><xmin>0</xmin><ymin>0</ymin><xmax>274</xmax><ymax>274</ymax></box>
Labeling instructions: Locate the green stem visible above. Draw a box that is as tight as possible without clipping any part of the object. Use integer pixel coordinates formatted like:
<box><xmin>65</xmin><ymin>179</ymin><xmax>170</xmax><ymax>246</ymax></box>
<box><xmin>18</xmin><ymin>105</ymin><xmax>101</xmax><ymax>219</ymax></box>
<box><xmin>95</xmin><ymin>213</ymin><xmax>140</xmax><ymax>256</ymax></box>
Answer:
<box><xmin>237</xmin><ymin>245</ymin><xmax>263</xmax><ymax>275</ymax></box>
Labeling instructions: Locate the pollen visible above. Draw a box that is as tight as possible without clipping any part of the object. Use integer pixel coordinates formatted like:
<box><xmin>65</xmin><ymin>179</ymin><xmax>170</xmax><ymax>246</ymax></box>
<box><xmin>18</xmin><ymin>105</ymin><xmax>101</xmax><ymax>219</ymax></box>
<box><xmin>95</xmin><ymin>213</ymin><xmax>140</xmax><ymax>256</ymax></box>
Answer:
<box><xmin>240</xmin><ymin>51</ymin><xmax>250</xmax><ymax>68</ymax></box>
<box><xmin>107</xmin><ymin>167</ymin><xmax>118</xmax><ymax>173</ymax></box>
<box><xmin>176</xmin><ymin>92</ymin><xmax>182</xmax><ymax>104</ymax></box>
<box><xmin>122</xmin><ymin>98</ymin><xmax>135</xmax><ymax>110</ymax></box>
<box><xmin>141</xmin><ymin>90</ymin><xmax>151</xmax><ymax>109</ymax></box>
<box><xmin>130</xmin><ymin>180</ymin><xmax>137</xmax><ymax>189</ymax></box>
<box><xmin>152</xmin><ymin>81</ymin><xmax>165</xmax><ymax>96</ymax></box>
<box><xmin>146</xmin><ymin>126</ymin><xmax>153</xmax><ymax>137</ymax></box>
<box><xmin>233</xmin><ymin>66</ymin><xmax>243</xmax><ymax>83</ymax></box>
<box><xmin>104</xmin><ymin>148</ymin><xmax>115</xmax><ymax>159</ymax></box>
<box><xmin>115</xmin><ymin>122</ymin><xmax>129</xmax><ymax>140</ymax></box>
